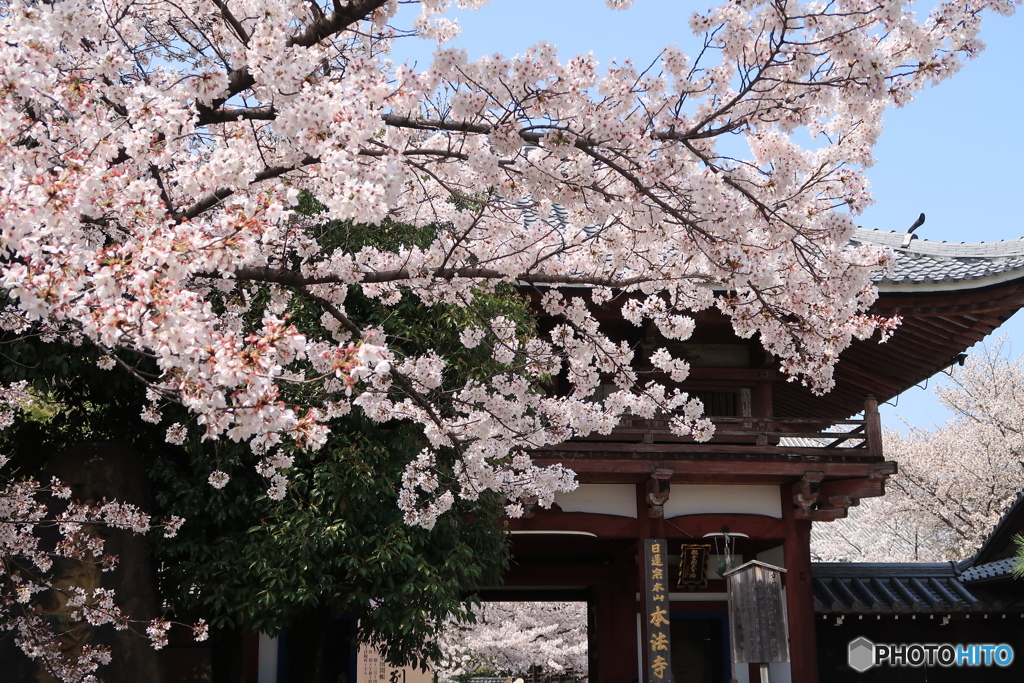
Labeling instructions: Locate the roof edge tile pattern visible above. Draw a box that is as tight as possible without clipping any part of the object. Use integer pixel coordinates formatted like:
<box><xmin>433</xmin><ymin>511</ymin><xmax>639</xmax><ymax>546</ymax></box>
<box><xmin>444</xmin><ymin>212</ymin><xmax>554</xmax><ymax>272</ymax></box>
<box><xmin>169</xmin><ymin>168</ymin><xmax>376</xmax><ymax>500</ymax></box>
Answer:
<box><xmin>852</xmin><ymin>228</ymin><xmax>1024</xmax><ymax>289</ymax></box>
<box><xmin>970</xmin><ymin>491</ymin><xmax>1024</xmax><ymax>566</ymax></box>
<box><xmin>812</xmin><ymin>562</ymin><xmax>1023</xmax><ymax>615</ymax></box>
<box><xmin>958</xmin><ymin>558</ymin><xmax>1019</xmax><ymax>584</ymax></box>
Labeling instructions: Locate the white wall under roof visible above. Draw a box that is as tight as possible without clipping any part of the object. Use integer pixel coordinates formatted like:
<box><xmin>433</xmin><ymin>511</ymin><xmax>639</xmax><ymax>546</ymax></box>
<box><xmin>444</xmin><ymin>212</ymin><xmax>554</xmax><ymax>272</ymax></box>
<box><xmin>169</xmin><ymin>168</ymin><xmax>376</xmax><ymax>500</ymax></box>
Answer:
<box><xmin>554</xmin><ymin>483</ymin><xmax>637</xmax><ymax>517</ymax></box>
<box><xmin>664</xmin><ymin>485</ymin><xmax>782</xmax><ymax>519</ymax></box>
<box><xmin>551</xmin><ymin>484</ymin><xmax>782</xmax><ymax>518</ymax></box>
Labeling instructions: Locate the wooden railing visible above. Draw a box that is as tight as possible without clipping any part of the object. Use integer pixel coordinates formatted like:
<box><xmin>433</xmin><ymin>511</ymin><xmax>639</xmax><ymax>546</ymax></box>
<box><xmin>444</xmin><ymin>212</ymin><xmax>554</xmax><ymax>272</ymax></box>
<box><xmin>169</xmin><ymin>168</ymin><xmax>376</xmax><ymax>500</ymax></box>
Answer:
<box><xmin>555</xmin><ymin>397</ymin><xmax>884</xmax><ymax>460</ymax></box>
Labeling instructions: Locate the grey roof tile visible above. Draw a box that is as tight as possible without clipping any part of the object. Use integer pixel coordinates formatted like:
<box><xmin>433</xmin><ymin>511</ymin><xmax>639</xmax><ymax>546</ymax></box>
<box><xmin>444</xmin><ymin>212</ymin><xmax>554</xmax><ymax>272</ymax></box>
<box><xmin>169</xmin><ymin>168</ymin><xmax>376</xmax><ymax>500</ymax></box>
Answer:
<box><xmin>852</xmin><ymin>229</ymin><xmax>1024</xmax><ymax>285</ymax></box>
<box><xmin>967</xmin><ymin>491</ymin><xmax>1024</xmax><ymax>566</ymax></box>
<box><xmin>959</xmin><ymin>558</ymin><xmax>1018</xmax><ymax>584</ymax></box>
<box><xmin>812</xmin><ymin>562</ymin><xmax>1018</xmax><ymax>614</ymax></box>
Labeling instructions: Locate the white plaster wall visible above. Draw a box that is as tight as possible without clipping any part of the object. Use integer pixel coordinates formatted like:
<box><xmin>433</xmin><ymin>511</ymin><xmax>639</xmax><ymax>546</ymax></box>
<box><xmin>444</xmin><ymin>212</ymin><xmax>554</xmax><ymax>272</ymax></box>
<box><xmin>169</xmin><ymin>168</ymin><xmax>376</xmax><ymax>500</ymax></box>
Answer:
<box><xmin>257</xmin><ymin>633</ymin><xmax>278</xmax><ymax>683</ymax></box>
<box><xmin>663</xmin><ymin>485</ymin><xmax>782</xmax><ymax>519</ymax></box>
<box><xmin>554</xmin><ymin>483</ymin><xmax>637</xmax><ymax>517</ymax></box>
<box><xmin>769</xmin><ymin>661</ymin><xmax>793</xmax><ymax>683</ymax></box>
<box><xmin>757</xmin><ymin>545</ymin><xmax>785</xmax><ymax>568</ymax></box>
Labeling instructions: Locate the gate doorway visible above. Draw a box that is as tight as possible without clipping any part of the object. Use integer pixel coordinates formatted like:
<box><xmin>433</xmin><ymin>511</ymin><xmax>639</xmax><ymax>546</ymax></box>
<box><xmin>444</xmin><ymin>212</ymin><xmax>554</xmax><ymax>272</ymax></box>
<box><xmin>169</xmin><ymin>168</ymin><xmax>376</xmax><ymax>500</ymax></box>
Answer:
<box><xmin>670</xmin><ymin>614</ymin><xmax>730</xmax><ymax>683</ymax></box>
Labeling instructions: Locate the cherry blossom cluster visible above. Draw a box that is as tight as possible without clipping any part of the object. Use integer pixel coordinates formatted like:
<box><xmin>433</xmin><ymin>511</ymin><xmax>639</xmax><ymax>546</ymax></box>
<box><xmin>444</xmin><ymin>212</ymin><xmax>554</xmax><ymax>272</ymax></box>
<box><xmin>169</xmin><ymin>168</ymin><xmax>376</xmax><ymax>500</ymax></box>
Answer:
<box><xmin>436</xmin><ymin>601</ymin><xmax>588</xmax><ymax>681</ymax></box>
<box><xmin>0</xmin><ymin>385</ymin><xmax>202</xmax><ymax>680</ymax></box>
<box><xmin>0</xmin><ymin>467</ymin><xmax>205</xmax><ymax>680</ymax></box>
<box><xmin>0</xmin><ymin>380</ymin><xmax>32</xmax><ymax>430</ymax></box>
<box><xmin>0</xmin><ymin>0</ymin><xmax>1018</xmax><ymax>527</ymax></box>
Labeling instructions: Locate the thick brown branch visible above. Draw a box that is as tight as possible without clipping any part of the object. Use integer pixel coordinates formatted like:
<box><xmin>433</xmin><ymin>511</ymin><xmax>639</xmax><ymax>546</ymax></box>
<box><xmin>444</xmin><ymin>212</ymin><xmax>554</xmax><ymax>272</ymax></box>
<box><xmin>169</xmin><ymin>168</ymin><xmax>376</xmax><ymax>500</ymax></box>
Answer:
<box><xmin>199</xmin><ymin>0</ymin><xmax>389</xmax><ymax>113</ymax></box>
<box><xmin>211</xmin><ymin>0</ymin><xmax>252</xmax><ymax>46</ymax></box>
<box><xmin>177</xmin><ymin>155</ymin><xmax>319</xmax><ymax>219</ymax></box>
<box><xmin>380</xmin><ymin>113</ymin><xmax>739</xmax><ymax>144</ymax></box>
<box><xmin>196</xmin><ymin>105</ymin><xmax>277</xmax><ymax>125</ymax></box>
<box><xmin>288</xmin><ymin>0</ymin><xmax>390</xmax><ymax>49</ymax></box>
<box><xmin>203</xmin><ymin>265</ymin><xmax>685</xmax><ymax>289</ymax></box>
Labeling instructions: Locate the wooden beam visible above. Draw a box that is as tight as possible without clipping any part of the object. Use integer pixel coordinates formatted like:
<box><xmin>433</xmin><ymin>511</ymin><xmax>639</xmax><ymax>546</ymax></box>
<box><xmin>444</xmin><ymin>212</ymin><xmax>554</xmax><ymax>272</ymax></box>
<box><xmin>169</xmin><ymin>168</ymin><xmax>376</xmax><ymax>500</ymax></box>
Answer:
<box><xmin>538</xmin><ymin>441</ymin><xmax>879</xmax><ymax>457</ymax></box>
<box><xmin>817</xmin><ymin>463</ymin><xmax>898</xmax><ymax>501</ymax></box>
<box><xmin>646</xmin><ymin>468</ymin><xmax>672</xmax><ymax>518</ymax></box>
<box><xmin>871</xmin><ymin>283</ymin><xmax>1024</xmax><ymax>315</ymax></box>
<box><xmin>805</xmin><ymin>506</ymin><xmax>849</xmax><ymax>522</ymax></box>
<box><xmin>662</xmin><ymin>512</ymin><xmax>787</xmax><ymax>539</ymax></box>
<box><xmin>791</xmin><ymin>460</ymin><xmax>895</xmax><ymax>520</ymax></box>
<box><xmin>902</xmin><ymin>315</ymin><xmax>988</xmax><ymax>345</ymax></box>
<box><xmin>532</xmin><ymin>458</ymin><xmax>897</xmax><ymax>482</ymax></box>
<box><xmin>686</xmin><ymin>367</ymin><xmax>782</xmax><ymax>382</ymax></box>
<box><xmin>856</xmin><ymin>327</ymin><xmax>958</xmax><ymax>371</ymax></box>
<box><xmin>830</xmin><ymin>359</ymin><xmax>908</xmax><ymax>396</ymax></box>
<box><xmin>782</xmin><ymin>494</ymin><xmax>820</xmax><ymax>683</ymax></box>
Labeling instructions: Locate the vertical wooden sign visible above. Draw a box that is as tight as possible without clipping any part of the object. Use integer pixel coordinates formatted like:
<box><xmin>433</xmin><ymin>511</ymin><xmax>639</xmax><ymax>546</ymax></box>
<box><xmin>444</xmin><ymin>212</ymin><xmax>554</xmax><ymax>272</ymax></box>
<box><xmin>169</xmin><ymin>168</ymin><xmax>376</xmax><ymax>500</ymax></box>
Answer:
<box><xmin>677</xmin><ymin>543</ymin><xmax>710</xmax><ymax>590</ymax></box>
<box><xmin>643</xmin><ymin>539</ymin><xmax>673</xmax><ymax>682</ymax></box>
<box><xmin>723</xmin><ymin>560</ymin><xmax>789</xmax><ymax>666</ymax></box>
<box><xmin>356</xmin><ymin>642</ymin><xmax>432</xmax><ymax>683</ymax></box>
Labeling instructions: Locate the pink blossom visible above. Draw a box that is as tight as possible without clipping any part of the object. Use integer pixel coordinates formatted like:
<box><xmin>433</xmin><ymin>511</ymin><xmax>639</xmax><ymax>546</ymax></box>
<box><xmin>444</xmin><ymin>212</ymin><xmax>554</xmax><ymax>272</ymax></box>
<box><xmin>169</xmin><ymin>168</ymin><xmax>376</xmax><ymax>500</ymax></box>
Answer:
<box><xmin>208</xmin><ymin>471</ymin><xmax>230</xmax><ymax>489</ymax></box>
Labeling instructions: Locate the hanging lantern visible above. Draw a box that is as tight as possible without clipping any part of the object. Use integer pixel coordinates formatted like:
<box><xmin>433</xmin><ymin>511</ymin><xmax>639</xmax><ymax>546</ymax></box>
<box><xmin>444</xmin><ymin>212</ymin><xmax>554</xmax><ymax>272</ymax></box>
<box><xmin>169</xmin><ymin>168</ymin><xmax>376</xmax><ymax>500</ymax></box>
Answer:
<box><xmin>702</xmin><ymin>527</ymin><xmax>748</xmax><ymax>579</ymax></box>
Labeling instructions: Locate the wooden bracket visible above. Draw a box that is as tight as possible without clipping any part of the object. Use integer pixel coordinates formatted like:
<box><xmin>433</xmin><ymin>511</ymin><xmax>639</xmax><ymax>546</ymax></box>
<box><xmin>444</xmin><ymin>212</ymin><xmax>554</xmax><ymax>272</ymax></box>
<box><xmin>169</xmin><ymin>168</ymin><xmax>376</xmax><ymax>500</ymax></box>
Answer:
<box><xmin>792</xmin><ymin>470</ymin><xmax>824</xmax><ymax>518</ymax></box>
<box><xmin>795</xmin><ymin>462</ymin><xmax>897</xmax><ymax>521</ymax></box>
<box><xmin>805</xmin><ymin>505</ymin><xmax>849</xmax><ymax>522</ymax></box>
<box><xmin>646</xmin><ymin>467</ymin><xmax>673</xmax><ymax>518</ymax></box>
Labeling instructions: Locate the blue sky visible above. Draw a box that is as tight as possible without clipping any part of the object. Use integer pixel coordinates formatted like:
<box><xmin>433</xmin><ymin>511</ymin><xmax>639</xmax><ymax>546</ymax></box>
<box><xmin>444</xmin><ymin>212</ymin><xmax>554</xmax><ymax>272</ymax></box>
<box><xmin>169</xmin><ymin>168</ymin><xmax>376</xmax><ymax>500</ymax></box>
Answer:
<box><xmin>392</xmin><ymin>1</ymin><xmax>1023</xmax><ymax>432</ymax></box>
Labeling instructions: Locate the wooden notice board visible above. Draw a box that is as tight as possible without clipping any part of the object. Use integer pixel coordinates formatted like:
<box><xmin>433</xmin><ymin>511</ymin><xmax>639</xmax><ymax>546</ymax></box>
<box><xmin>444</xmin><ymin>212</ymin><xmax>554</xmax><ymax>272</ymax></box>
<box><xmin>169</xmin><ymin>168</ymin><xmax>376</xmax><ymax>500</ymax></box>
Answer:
<box><xmin>356</xmin><ymin>643</ymin><xmax>432</xmax><ymax>683</ymax></box>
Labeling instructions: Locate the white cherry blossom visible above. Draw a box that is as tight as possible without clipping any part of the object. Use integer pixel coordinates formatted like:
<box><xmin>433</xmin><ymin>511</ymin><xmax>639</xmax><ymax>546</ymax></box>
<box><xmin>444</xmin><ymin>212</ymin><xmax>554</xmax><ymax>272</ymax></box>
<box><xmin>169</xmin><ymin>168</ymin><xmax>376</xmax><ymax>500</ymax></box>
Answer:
<box><xmin>0</xmin><ymin>0</ymin><xmax>1017</xmax><ymax>542</ymax></box>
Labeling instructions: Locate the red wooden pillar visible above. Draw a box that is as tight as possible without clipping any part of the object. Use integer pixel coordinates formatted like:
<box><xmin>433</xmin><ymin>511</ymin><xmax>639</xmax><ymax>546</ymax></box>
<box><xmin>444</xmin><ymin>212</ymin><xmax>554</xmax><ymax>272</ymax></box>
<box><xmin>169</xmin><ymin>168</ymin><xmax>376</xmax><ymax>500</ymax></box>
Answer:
<box><xmin>781</xmin><ymin>489</ymin><xmax>819</xmax><ymax>683</ymax></box>
<box><xmin>590</xmin><ymin>564</ymin><xmax>639</xmax><ymax>683</ymax></box>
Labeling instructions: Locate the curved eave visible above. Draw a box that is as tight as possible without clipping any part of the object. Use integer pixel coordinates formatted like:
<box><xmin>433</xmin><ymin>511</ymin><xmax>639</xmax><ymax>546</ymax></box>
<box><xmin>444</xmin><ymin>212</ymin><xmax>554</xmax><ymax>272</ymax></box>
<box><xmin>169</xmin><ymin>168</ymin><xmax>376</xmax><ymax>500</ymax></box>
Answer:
<box><xmin>875</xmin><ymin>266</ymin><xmax>1024</xmax><ymax>294</ymax></box>
<box><xmin>775</xmin><ymin>276</ymin><xmax>1024</xmax><ymax>421</ymax></box>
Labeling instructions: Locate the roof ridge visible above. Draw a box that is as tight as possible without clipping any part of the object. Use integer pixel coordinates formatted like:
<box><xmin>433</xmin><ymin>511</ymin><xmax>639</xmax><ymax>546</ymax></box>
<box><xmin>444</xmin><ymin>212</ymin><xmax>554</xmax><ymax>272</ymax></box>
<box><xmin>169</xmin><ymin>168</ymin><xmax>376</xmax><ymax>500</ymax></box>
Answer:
<box><xmin>968</xmin><ymin>490</ymin><xmax>1024</xmax><ymax>566</ymax></box>
<box><xmin>851</xmin><ymin>229</ymin><xmax>1024</xmax><ymax>287</ymax></box>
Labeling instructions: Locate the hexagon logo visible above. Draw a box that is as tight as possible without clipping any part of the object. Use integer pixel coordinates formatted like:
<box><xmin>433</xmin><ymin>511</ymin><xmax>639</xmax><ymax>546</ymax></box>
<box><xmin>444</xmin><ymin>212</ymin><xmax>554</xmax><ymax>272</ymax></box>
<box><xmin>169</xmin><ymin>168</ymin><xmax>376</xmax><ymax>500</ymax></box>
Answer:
<box><xmin>848</xmin><ymin>637</ymin><xmax>876</xmax><ymax>672</ymax></box>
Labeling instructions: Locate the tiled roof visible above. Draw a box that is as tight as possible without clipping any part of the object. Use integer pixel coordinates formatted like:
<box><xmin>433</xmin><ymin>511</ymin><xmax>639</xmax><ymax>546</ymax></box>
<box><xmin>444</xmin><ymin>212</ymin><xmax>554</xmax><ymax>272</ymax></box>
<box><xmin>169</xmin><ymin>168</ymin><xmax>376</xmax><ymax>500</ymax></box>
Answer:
<box><xmin>512</xmin><ymin>206</ymin><xmax>1024</xmax><ymax>289</ymax></box>
<box><xmin>812</xmin><ymin>562</ymin><xmax>1022</xmax><ymax>614</ymax></box>
<box><xmin>959</xmin><ymin>558</ymin><xmax>1019</xmax><ymax>584</ymax></box>
<box><xmin>852</xmin><ymin>229</ymin><xmax>1024</xmax><ymax>287</ymax></box>
<box><xmin>517</xmin><ymin>199</ymin><xmax>569</xmax><ymax>230</ymax></box>
<box><xmin>970</xmin><ymin>491</ymin><xmax>1024</xmax><ymax>566</ymax></box>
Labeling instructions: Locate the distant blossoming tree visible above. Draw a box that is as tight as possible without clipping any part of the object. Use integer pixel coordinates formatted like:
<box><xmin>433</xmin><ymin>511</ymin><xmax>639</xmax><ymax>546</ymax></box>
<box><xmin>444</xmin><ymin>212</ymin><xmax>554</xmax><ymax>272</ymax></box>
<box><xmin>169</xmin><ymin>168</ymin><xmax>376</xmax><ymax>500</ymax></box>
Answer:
<box><xmin>813</xmin><ymin>340</ymin><xmax>1024</xmax><ymax>562</ymax></box>
<box><xmin>437</xmin><ymin>602</ymin><xmax>587</xmax><ymax>681</ymax></box>
<box><xmin>1</xmin><ymin>0</ymin><xmax>1020</xmax><ymax>677</ymax></box>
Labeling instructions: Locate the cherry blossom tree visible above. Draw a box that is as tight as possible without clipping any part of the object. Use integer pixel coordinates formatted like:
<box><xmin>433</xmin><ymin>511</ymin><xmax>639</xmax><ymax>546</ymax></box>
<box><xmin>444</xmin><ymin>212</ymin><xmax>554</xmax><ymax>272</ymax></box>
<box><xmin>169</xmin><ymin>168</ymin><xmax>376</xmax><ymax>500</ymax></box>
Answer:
<box><xmin>813</xmin><ymin>339</ymin><xmax>1024</xmax><ymax>563</ymax></box>
<box><xmin>436</xmin><ymin>602</ymin><xmax>588</xmax><ymax>681</ymax></box>
<box><xmin>0</xmin><ymin>0</ymin><xmax>1021</xmax><ymax>675</ymax></box>
<box><xmin>4</xmin><ymin>0</ymin><xmax>1011</xmax><ymax>526</ymax></box>
<box><xmin>0</xmin><ymin>232</ymin><xmax>520</xmax><ymax>674</ymax></box>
